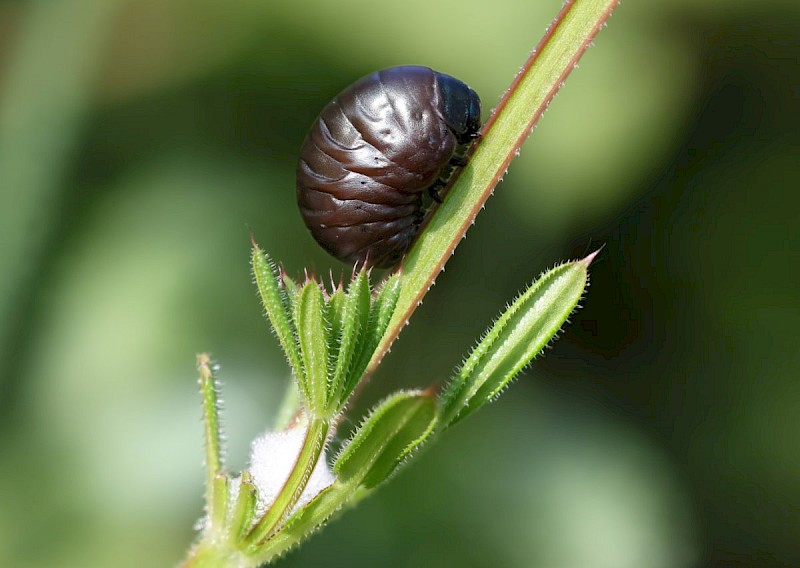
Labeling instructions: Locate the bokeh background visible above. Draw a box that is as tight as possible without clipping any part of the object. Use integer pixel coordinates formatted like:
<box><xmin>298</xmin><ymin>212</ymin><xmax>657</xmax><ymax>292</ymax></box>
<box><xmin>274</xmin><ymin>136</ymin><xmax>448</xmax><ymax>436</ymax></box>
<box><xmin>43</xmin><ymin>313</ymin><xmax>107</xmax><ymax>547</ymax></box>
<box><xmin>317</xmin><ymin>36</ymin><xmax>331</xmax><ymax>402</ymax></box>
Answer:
<box><xmin>1</xmin><ymin>0</ymin><xmax>798</xmax><ymax>566</ymax></box>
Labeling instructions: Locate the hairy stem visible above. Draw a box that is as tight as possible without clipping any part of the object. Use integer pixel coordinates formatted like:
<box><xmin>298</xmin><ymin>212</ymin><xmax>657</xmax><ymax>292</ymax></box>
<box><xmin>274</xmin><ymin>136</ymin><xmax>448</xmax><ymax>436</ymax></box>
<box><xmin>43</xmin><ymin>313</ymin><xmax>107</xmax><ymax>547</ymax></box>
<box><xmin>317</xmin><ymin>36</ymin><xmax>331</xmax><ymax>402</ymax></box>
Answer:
<box><xmin>197</xmin><ymin>354</ymin><xmax>225</xmax><ymax>521</ymax></box>
<box><xmin>367</xmin><ymin>0</ymin><xmax>620</xmax><ymax>374</ymax></box>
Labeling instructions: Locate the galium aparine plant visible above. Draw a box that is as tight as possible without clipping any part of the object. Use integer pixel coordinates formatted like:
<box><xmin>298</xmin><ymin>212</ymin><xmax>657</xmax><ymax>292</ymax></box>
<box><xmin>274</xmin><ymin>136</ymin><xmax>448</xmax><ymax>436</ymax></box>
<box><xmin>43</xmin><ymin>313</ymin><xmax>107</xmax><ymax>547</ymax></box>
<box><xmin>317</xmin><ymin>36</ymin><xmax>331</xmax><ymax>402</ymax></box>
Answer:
<box><xmin>180</xmin><ymin>0</ymin><xmax>619</xmax><ymax>565</ymax></box>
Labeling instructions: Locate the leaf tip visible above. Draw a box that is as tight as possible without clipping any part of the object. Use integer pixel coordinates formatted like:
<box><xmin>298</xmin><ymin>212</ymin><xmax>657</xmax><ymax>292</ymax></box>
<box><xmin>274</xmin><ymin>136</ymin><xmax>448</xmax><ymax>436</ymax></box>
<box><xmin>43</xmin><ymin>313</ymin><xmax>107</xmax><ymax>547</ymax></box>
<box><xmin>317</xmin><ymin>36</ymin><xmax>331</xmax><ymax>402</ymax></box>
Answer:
<box><xmin>581</xmin><ymin>244</ymin><xmax>605</xmax><ymax>266</ymax></box>
<box><xmin>197</xmin><ymin>352</ymin><xmax>212</xmax><ymax>370</ymax></box>
<box><xmin>248</xmin><ymin>225</ymin><xmax>260</xmax><ymax>249</ymax></box>
<box><xmin>420</xmin><ymin>384</ymin><xmax>438</xmax><ymax>399</ymax></box>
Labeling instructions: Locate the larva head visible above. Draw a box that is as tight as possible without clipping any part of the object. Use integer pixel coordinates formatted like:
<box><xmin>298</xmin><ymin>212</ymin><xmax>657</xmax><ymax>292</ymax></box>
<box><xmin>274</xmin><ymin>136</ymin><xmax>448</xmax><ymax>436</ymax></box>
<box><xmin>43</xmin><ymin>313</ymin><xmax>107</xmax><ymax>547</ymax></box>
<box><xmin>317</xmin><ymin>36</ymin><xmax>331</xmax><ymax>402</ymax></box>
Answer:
<box><xmin>434</xmin><ymin>72</ymin><xmax>482</xmax><ymax>144</ymax></box>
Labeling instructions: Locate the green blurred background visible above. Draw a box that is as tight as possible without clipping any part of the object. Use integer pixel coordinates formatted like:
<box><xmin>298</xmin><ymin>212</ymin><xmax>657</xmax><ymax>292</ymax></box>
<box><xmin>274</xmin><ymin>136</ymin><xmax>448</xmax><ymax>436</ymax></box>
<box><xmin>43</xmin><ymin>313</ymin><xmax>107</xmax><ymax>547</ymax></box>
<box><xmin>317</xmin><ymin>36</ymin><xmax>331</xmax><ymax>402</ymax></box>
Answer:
<box><xmin>1</xmin><ymin>0</ymin><xmax>798</xmax><ymax>566</ymax></box>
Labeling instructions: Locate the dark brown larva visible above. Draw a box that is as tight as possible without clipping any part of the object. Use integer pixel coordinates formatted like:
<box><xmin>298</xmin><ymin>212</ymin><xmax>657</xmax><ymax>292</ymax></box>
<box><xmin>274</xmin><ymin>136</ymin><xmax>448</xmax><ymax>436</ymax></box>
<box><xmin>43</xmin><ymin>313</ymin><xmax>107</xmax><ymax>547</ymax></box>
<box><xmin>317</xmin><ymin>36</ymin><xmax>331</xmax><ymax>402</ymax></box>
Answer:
<box><xmin>296</xmin><ymin>65</ymin><xmax>481</xmax><ymax>267</ymax></box>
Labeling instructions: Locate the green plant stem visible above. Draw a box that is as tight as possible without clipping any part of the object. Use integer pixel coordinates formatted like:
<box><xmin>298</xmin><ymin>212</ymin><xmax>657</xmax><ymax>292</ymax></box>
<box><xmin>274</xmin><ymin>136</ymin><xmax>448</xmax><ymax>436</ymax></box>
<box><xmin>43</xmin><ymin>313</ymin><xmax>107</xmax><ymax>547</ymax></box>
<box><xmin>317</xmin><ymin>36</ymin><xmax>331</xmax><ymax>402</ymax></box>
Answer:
<box><xmin>243</xmin><ymin>418</ymin><xmax>330</xmax><ymax>549</ymax></box>
<box><xmin>249</xmin><ymin>482</ymin><xmax>368</xmax><ymax>565</ymax></box>
<box><xmin>367</xmin><ymin>0</ymin><xmax>620</xmax><ymax>375</ymax></box>
<box><xmin>197</xmin><ymin>354</ymin><xmax>225</xmax><ymax>521</ymax></box>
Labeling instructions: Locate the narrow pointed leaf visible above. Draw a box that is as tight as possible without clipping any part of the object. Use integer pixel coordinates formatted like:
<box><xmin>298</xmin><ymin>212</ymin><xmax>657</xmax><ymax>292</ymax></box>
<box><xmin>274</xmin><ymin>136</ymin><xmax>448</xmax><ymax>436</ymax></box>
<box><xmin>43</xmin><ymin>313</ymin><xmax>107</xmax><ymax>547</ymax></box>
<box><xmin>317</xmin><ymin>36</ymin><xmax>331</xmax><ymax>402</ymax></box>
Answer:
<box><xmin>252</xmin><ymin>246</ymin><xmax>304</xmax><ymax>387</ymax></box>
<box><xmin>371</xmin><ymin>273</ymin><xmax>402</xmax><ymax>344</ymax></box>
<box><xmin>439</xmin><ymin>253</ymin><xmax>594</xmax><ymax>428</ymax></box>
<box><xmin>295</xmin><ymin>281</ymin><xmax>329</xmax><ymax>414</ymax></box>
<box><xmin>328</xmin><ymin>269</ymin><xmax>370</xmax><ymax>411</ymax></box>
<box><xmin>324</xmin><ymin>287</ymin><xmax>347</xmax><ymax>398</ymax></box>
<box><xmin>281</xmin><ymin>271</ymin><xmax>300</xmax><ymax>312</ymax></box>
<box><xmin>346</xmin><ymin>274</ymin><xmax>402</xmax><ymax>397</ymax></box>
<box><xmin>229</xmin><ymin>472</ymin><xmax>258</xmax><ymax>543</ymax></box>
<box><xmin>326</xmin><ymin>287</ymin><xmax>346</xmax><ymax>356</ymax></box>
<box><xmin>334</xmin><ymin>390</ymin><xmax>438</xmax><ymax>489</ymax></box>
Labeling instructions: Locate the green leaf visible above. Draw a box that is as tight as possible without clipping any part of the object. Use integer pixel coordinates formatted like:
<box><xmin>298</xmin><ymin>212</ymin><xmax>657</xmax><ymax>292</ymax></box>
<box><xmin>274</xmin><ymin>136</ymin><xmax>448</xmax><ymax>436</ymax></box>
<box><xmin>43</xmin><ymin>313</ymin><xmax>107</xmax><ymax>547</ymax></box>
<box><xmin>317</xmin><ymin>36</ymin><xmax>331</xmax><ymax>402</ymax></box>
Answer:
<box><xmin>346</xmin><ymin>274</ymin><xmax>401</xmax><ymax>396</ymax></box>
<box><xmin>281</xmin><ymin>271</ymin><xmax>300</xmax><ymax>313</ymax></box>
<box><xmin>252</xmin><ymin>246</ymin><xmax>304</xmax><ymax>389</ymax></box>
<box><xmin>295</xmin><ymin>281</ymin><xmax>329</xmax><ymax>414</ymax></box>
<box><xmin>228</xmin><ymin>472</ymin><xmax>257</xmax><ymax>544</ymax></box>
<box><xmin>371</xmin><ymin>273</ymin><xmax>402</xmax><ymax>344</ymax></box>
<box><xmin>328</xmin><ymin>269</ymin><xmax>370</xmax><ymax>412</ymax></box>
<box><xmin>439</xmin><ymin>252</ymin><xmax>596</xmax><ymax>428</ymax></box>
<box><xmin>334</xmin><ymin>390</ymin><xmax>438</xmax><ymax>489</ymax></box>
<box><xmin>324</xmin><ymin>287</ymin><xmax>346</xmax><ymax>382</ymax></box>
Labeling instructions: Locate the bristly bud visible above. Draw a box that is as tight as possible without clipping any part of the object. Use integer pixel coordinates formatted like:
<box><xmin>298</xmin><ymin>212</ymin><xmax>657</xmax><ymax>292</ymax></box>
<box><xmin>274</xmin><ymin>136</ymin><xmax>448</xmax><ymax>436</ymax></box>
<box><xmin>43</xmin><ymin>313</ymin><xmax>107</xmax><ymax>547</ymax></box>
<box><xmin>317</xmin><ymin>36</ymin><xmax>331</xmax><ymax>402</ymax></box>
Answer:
<box><xmin>251</xmin><ymin>243</ymin><xmax>403</xmax><ymax>420</ymax></box>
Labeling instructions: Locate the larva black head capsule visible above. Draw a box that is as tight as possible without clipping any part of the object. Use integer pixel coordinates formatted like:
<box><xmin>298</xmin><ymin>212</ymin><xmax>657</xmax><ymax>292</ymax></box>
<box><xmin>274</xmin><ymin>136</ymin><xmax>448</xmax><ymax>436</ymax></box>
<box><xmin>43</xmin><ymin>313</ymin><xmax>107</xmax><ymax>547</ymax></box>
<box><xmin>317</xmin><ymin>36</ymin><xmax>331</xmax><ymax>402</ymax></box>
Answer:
<box><xmin>434</xmin><ymin>72</ymin><xmax>482</xmax><ymax>144</ymax></box>
<box><xmin>296</xmin><ymin>65</ymin><xmax>482</xmax><ymax>268</ymax></box>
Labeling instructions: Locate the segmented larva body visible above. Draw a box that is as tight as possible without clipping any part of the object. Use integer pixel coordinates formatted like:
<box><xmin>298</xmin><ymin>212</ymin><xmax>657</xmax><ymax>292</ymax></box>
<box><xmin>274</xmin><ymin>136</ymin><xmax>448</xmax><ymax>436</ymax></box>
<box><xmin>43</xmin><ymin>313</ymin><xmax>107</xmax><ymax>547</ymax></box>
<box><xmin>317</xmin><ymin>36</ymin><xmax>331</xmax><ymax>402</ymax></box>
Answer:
<box><xmin>296</xmin><ymin>65</ymin><xmax>481</xmax><ymax>267</ymax></box>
